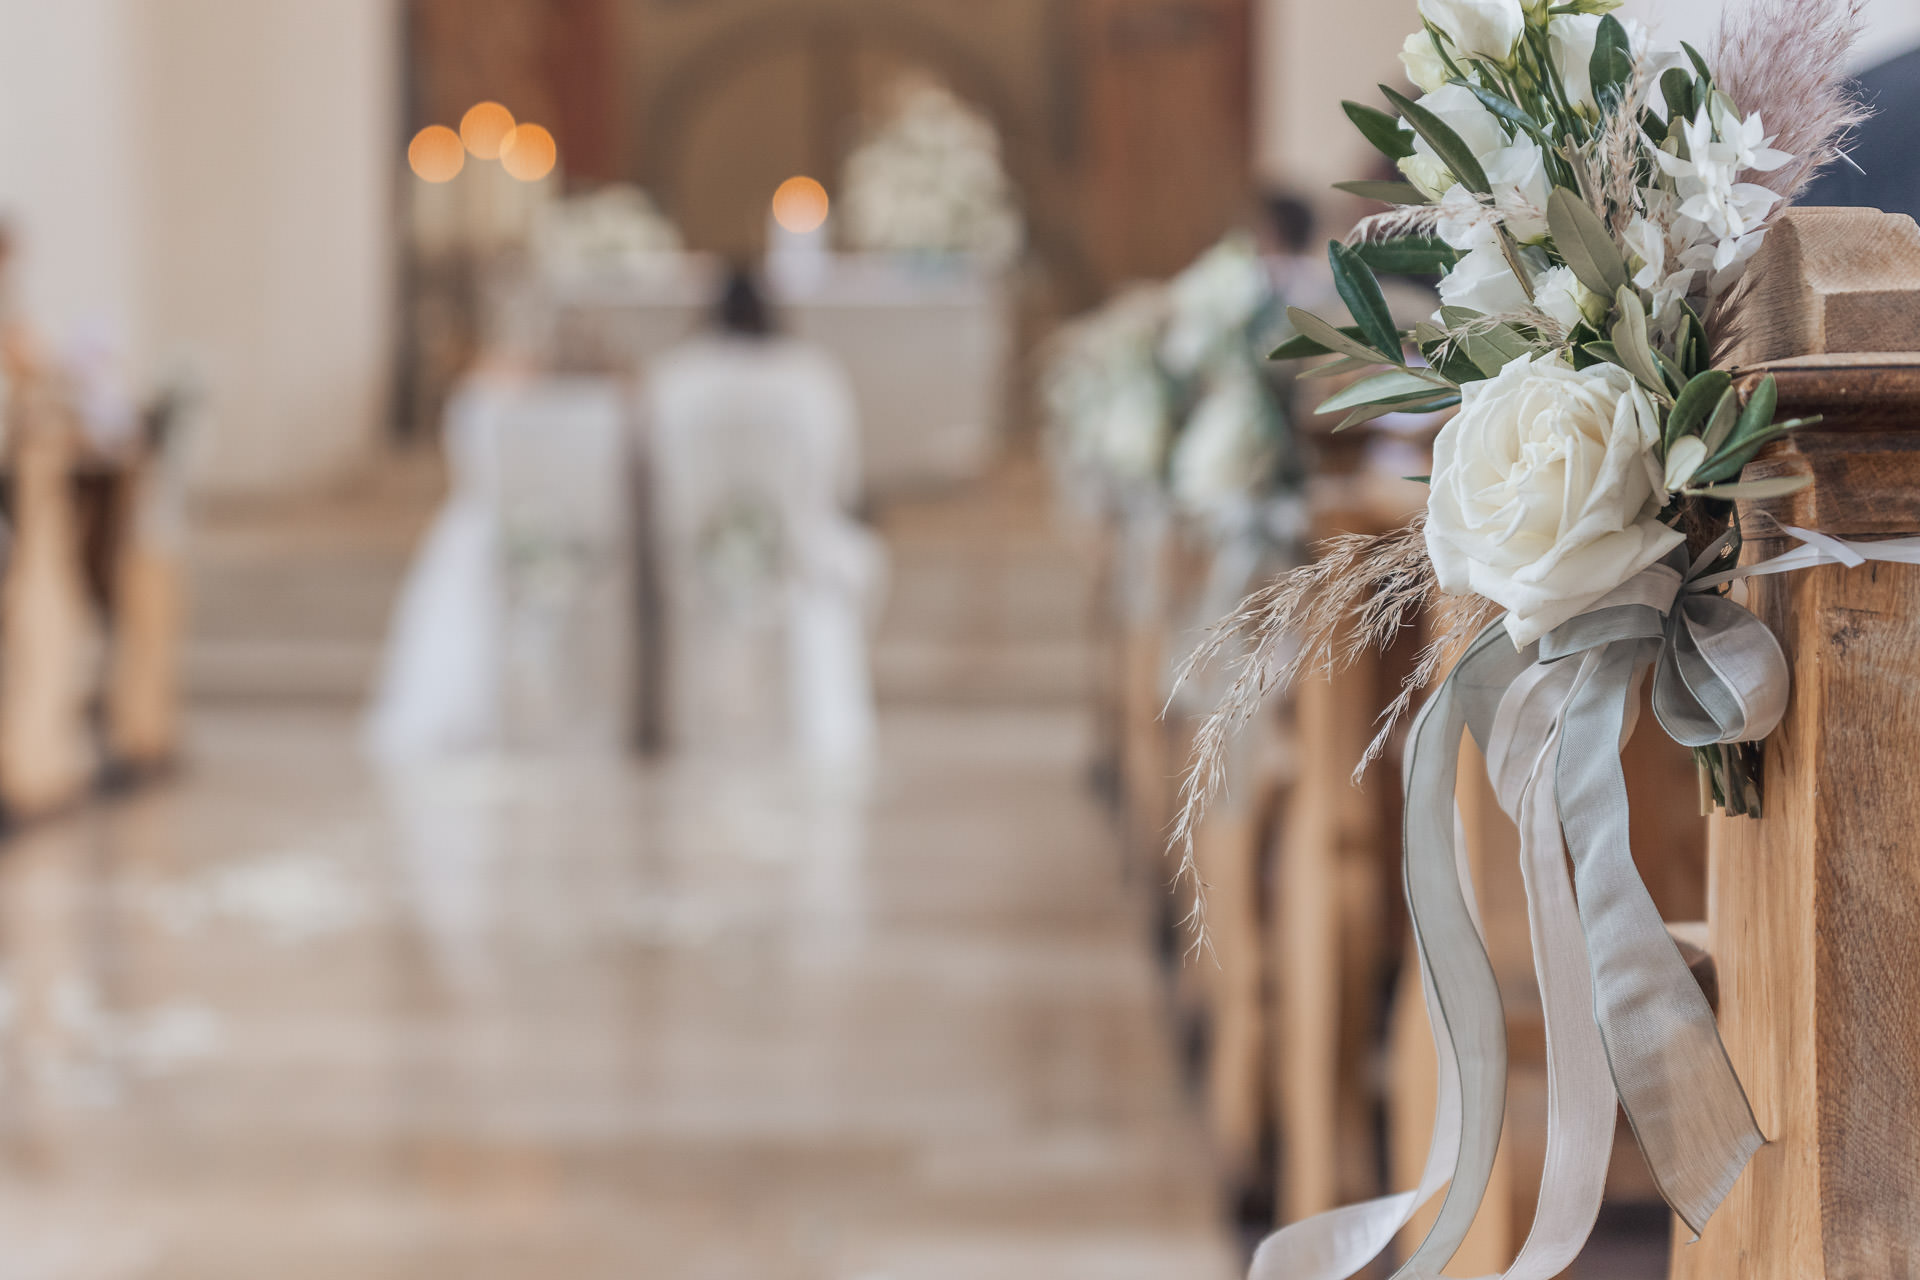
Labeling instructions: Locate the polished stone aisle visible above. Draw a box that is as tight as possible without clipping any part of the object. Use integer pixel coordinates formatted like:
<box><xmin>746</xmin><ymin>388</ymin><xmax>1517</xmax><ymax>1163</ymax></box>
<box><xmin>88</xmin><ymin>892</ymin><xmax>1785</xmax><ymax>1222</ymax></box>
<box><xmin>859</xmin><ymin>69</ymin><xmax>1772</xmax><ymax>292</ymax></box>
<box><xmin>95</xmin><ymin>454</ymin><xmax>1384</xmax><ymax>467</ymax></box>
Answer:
<box><xmin>0</xmin><ymin>468</ymin><xmax>1237</xmax><ymax>1279</ymax></box>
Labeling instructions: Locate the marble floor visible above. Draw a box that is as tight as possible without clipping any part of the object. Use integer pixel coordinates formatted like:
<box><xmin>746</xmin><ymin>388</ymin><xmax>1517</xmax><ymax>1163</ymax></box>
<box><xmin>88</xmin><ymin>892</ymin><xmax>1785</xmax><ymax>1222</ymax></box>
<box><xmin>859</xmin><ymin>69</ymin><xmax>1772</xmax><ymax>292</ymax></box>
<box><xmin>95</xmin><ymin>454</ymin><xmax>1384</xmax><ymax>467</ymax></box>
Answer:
<box><xmin>0</xmin><ymin>468</ymin><xmax>1238</xmax><ymax>1279</ymax></box>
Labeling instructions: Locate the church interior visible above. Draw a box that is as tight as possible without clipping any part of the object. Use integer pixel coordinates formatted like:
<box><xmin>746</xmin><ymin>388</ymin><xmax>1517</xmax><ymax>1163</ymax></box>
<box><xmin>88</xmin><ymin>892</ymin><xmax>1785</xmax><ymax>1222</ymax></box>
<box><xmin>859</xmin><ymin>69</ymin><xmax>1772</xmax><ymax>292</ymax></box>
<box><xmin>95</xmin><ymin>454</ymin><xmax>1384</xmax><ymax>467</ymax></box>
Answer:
<box><xmin>0</xmin><ymin>0</ymin><xmax>1916</xmax><ymax>1276</ymax></box>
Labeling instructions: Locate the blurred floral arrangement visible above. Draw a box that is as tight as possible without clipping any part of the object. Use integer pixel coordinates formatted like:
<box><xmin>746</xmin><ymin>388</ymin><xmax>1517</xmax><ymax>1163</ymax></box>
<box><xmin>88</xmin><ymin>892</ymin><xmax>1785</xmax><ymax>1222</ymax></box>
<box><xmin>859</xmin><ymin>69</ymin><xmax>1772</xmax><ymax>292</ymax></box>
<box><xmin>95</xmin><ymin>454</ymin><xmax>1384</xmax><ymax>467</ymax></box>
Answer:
<box><xmin>1162</xmin><ymin>0</ymin><xmax>1904</xmax><ymax>1276</ymax></box>
<box><xmin>532</xmin><ymin>184</ymin><xmax>684</xmax><ymax>275</ymax></box>
<box><xmin>1046</xmin><ymin>235</ymin><xmax>1300</xmax><ymax>524</ymax></box>
<box><xmin>840</xmin><ymin>78</ymin><xmax>1025</xmax><ymax>266</ymax></box>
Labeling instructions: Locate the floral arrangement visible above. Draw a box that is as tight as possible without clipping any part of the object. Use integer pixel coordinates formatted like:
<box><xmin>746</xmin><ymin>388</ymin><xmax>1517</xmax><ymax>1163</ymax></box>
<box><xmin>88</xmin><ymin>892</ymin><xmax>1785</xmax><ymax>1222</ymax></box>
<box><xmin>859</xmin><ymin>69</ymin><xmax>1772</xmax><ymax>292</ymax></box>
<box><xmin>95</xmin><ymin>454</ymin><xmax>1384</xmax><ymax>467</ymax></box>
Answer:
<box><xmin>1046</xmin><ymin>235</ymin><xmax>1301</xmax><ymax>524</ymax></box>
<box><xmin>532</xmin><ymin>184</ymin><xmax>684</xmax><ymax>275</ymax></box>
<box><xmin>1168</xmin><ymin>0</ymin><xmax>1878</xmax><ymax>1276</ymax></box>
<box><xmin>840</xmin><ymin>78</ymin><xmax>1025</xmax><ymax>266</ymax></box>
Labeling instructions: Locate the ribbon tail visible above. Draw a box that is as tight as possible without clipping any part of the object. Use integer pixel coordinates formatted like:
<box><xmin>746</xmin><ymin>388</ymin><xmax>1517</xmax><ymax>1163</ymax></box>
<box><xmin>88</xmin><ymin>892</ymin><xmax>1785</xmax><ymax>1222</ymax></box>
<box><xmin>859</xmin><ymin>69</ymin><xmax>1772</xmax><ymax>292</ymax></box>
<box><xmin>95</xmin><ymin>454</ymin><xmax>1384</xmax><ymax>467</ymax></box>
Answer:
<box><xmin>1556</xmin><ymin>641</ymin><xmax>1763</xmax><ymax>1235</ymax></box>
<box><xmin>1479</xmin><ymin>660</ymin><xmax>1616</xmax><ymax>1279</ymax></box>
<box><xmin>1388</xmin><ymin>625</ymin><xmax>1533</xmax><ymax>1278</ymax></box>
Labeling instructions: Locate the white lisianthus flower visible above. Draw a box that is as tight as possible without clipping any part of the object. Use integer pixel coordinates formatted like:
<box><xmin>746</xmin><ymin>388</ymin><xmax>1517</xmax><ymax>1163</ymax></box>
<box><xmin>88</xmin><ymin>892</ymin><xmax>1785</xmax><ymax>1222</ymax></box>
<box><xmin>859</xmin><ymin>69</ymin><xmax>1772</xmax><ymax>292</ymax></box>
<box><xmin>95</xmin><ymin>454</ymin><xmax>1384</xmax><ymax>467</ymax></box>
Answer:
<box><xmin>1399</xmin><ymin>152</ymin><xmax>1457</xmax><ymax>201</ymax></box>
<box><xmin>1411</xmin><ymin>83</ymin><xmax>1508</xmax><ymax>159</ymax></box>
<box><xmin>1532</xmin><ymin>265</ymin><xmax>1605</xmax><ymax>331</ymax></box>
<box><xmin>1426</xmin><ymin>354</ymin><xmax>1682</xmax><ymax>645</ymax></box>
<box><xmin>1400</xmin><ymin>30</ymin><xmax>1451</xmax><ymax>92</ymax></box>
<box><xmin>1419</xmin><ymin>0</ymin><xmax>1526</xmax><ymax>61</ymax></box>
<box><xmin>1436</xmin><ymin>231</ymin><xmax>1533</xmax><ymax>316</ymax></box>
<box><xmin>1549</xmin><ymin>14</ymin><xmax>1686</xmax><ymax>112</ymax></box>
<box><xmin>1170</xmin><ymin>372</ymin><xmax>1275</xmax><ymax>514</ymax></box>
<box><xmin>1485</xmin><ymin>137</ymin><xmax>1552</xmax><ymax>242</ymax></box>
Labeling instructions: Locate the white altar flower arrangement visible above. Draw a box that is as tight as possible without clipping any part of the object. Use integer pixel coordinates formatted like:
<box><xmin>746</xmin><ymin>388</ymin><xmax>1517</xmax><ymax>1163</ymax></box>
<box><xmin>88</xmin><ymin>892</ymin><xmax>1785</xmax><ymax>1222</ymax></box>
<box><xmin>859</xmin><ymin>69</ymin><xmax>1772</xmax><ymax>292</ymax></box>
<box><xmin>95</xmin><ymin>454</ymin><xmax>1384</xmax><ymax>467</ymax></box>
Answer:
<box><xmin>532</xmin><ymin>184</ymin><xmax>683</xmax><ymax>275</ymax></box>
<box><xmin>1170</xmin><ymin>0</ymin><xmax>1880</xmax><ymax>1276</ymax></box>
<box><xmin>840</xmin><ymin>79</ymin><xmax>1024</xmax><ymax>266</ymax></box>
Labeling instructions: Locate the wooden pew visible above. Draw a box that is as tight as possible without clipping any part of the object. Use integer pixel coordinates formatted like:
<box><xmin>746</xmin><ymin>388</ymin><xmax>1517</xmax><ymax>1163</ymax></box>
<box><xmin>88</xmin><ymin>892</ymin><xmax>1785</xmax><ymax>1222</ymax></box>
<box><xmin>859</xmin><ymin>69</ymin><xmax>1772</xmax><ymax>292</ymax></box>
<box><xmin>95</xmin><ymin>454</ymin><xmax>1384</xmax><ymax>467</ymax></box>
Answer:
<box><xmin>0</xmin><ymin>373</ymin><xmax>102</xmax><ymax>820</ymax></box>
<box><xmin>103</xmin><ymin>390</ymin><xmax>191</xmax><ymax>775</ymax></box>
<box><xmin>1670</xmin><ymin>206</ymin><xmax>1920</xmax><ymax>1280</ymax></box>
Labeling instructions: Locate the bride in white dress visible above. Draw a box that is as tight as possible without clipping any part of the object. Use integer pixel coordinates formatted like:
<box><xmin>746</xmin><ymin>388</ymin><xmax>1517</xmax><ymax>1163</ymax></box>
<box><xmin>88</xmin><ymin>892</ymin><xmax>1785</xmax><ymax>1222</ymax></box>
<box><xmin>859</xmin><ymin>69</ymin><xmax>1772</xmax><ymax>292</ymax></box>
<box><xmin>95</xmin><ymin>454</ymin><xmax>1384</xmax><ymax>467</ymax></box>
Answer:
<box><xmin>645</xmin><ymin>269</ymin><xmax>885</xmax><ymax>764</ymax></box>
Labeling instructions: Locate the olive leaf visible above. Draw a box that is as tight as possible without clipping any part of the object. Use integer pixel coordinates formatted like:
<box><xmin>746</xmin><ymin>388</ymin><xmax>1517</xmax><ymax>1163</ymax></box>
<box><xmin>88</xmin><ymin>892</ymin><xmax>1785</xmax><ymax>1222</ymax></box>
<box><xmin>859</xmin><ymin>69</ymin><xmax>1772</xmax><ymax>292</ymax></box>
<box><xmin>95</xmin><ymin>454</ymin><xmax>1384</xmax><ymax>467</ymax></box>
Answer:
<box><xmin>1333</xmin><ymin>180</ymin><xmax>1431</xmax><ymax>204</ymax></box>
<box><xmin>1733</xmin><ymin>373</ymin><xmax>1779</xmax><ymax>442</ymax></box>
<box><xmin>1663</xmin><ymin>369</ymin><xmax>1731</xmax><ymax>449</ymax></box>
<box><xmin>1608</xmin><ymin>286</ymin><xmax>1670</xmax><ymax>398</ymax></box>
<box><xmin>1380</xmin><ymin>85</ymin><xmax>1490</xmax><ymax>193</ymax></box>
<box><xmin>1279</xmin><ymin>310</ymin><xmax>1391</xmax><ymax>364</ymax></box>
<box><xmin>1343</xmin><ymin>101</ymin><xmax>1416</xmax><ymax>161</ymax></box>
<box><xmin>1315</xmin><ymin>368</ymin><xmax>1451</xmax><ymax>414</ymax></box>
<box><xmin>1352</xmin><ymin>236</ymin><xmax>1459</xmax><ymax>276</ymax></box>
<box><xmin>1328</xmin><ymin>242</ymin><xmax>1405</xmax><ymax>363</ymax></box>
<box><xmin>1546</xmin><ymin>188</ymin><xmax>1629</xmax><ymax>298</ymax></box>
<box><xmin>1270</xmin><ymin>324</ymin><xmax>1370</xmax><ymax>360</ymax></box>
<box><xmin>1701</xmin><ymin>386</ymin><xmax>1741</xmax><ymax>453</ymax></box>
<box><xmin>1688</xmin><ymin>474</ymin><xmax>1815</xmax><ymax>501</ymax></box>
<box><xmin>1336</xmin><ymin>395</ymin><xmax>1460</xmax><ymax>430</ymax></box>
<box><xmin>1461</xmin><ymin>323</ymin><xmax>1534</xmax><ymax>378</ymax></box>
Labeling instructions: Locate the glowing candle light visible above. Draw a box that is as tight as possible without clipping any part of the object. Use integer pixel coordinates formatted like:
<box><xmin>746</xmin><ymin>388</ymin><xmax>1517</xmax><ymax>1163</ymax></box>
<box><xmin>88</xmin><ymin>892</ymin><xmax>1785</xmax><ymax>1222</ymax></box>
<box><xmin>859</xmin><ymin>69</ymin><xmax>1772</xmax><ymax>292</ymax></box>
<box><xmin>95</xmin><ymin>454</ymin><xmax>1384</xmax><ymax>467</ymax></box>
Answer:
<box><xmin>460</xmin><ymin>101</ymin><xmax>517</xmax><ymax>159</ymax></box>
<box><xmin>772</xmin><ymin>176</ymin><xmax>830</xmax><ymax>234</ymax></box>
<box><xmin>499</xmin><ymin>123</ymin><xmax>558</xmax><ymax>182</ymax></box>
<box><xmin>407</xmin><ymin>125</ymin><xmax>465</xmax><ymax>183</ymax></box>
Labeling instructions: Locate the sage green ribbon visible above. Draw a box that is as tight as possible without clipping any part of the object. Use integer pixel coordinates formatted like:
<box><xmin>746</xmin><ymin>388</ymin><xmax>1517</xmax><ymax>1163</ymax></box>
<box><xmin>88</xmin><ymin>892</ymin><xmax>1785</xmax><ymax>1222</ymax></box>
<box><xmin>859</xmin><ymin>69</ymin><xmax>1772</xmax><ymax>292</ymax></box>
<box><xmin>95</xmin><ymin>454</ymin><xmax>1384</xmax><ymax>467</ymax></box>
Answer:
<box><xmin>1253</xmin><ymin>547</ymin><xmax>1778</xmax><ymax>1280</ymax></box>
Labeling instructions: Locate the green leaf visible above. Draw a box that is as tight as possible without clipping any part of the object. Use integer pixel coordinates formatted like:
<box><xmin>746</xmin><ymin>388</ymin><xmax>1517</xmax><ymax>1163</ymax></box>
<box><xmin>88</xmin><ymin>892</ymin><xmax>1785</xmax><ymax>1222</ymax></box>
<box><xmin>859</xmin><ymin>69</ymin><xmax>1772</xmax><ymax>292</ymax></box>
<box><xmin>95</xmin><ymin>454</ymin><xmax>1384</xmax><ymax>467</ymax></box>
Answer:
<box><xmin>1546</xmin><ymin>187</ymin><xmax>1629</xmax><ymax>298</ymax></box>
<box><xmin>1285</xmin><ymin>307</ymin><xmax>1398</xmax><ymax>365</ymax></box>
<box><xmin>1609</xmin><ymin>285</ymin><xmax>1669</xmax><ymax>397</ymax></box>
<box><xmin>1688</xmin><ymin>474</ymin><xmax>1814</xmax><ymax>501</ymax></box>
<box><xmin>1303</xmin><ymin>354</ymin><xmax>1380</xmax><ymax>378</ymax></box>
<box><xmin>1733</xmin><ymin>373</ymin><xmax>1778</xmax><ymax>442</ymax></box>
<box><xmin>1663</xmin><ymin>369</ymin><xmax>1731</xmax><ymax>449</ymax></box>
<box><xmin>1380</xmin><ymin>84</ymin><xmax>1490</xmax><ymax>193</ymax></box>
<box><xmin>1315</xmin><ymin>368</ymin><xmax>1449</xmax><ymax>414</ymax></box>
<box><xmin>1404</xmin><ymin>474</ymin><xmax>1432</xmax><ymax>484</ymax></box>
<box><xmin>1335</xmin><ymin>395</ymin><xmax>1459</xmax><ymax>431</ymax></box>
<box><xmin>1333</xmin><ymin>180</ymin><xmax>1430</xmax><ymax>204</ymax></box>
<box><xmin>1591</xmin><ymin>15</ymin><xmax>1634</xmax><ymax>110</ymax></box>
<box><xmin>1581</xmin><ymin>340</ymin><xmax>1621</xmax><ymax>366</ymax></box>
<box><xmin>1659</xmin><ymin>67</ymin><xmax>1696</xmax><ymax>124</ymax></box>
<box><xmin>1459</xmin><ymin>82</ymin><xmax>1541</xmax><ymax>134</ymax></box>
<box><xmin>1462</xmin><ymin>323</ymin><xmax>1535</xmax><ymax>378</ymax></box>
<box><xmin>1343</xmin><ymin>100</ymin><xmax>1415</xmax><ymax>161</ymax></box>
<box><xmin>1701</xmin><ymin>386</ymin><xmax>1740</xmax><ymax>452</ymax></box>
<box><xmin>1270</xmin><ymin>325</ymin><xmax>1368</xmax><ymax>360</ymax></box>
<box><xmin>1328</xmin><ymin>241</ymin><xmax>1405</xmax><ymax>363</ymax></box>
<box><xmin>1352</xmin><ymin>236</ymin><xmax>1460</xmax><ymax>276</ymax></box>
<box><xmin>1692</xmin><ymin>415</ymin><xmax>1821</xmax><ymax>485</ymax></box>
<box><xmin>1681</xmin><ymin>41</ymin><xmax>1713</xmax><ymax>86</ymax></box>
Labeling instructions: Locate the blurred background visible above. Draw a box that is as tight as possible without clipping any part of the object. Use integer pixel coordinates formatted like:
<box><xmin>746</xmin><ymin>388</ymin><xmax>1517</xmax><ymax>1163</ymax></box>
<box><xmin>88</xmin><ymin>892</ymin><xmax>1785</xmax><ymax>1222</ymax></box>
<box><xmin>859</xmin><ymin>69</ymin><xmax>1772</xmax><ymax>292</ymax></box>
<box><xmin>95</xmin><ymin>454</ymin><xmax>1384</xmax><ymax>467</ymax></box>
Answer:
<box><xmin>0</xmin><ymin>1</ymin><xmax>1910</xmax><ymax>1276</ymax></box>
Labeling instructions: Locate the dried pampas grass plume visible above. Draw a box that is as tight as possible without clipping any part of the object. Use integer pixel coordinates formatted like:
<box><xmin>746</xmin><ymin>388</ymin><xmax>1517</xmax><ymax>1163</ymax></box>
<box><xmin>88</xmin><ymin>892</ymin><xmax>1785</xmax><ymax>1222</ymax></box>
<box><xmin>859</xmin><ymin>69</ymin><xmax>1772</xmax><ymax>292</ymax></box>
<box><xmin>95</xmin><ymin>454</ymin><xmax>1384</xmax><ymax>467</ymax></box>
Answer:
<box><xmin>1165</xmin><ymin>516</ymin><xmax>1498</xmax><ymax>954</ymax></box>
<box><xmin>1711</xmin><ymin>0</ymin><xmax>1869</xmax><ymax>203</ymax></box>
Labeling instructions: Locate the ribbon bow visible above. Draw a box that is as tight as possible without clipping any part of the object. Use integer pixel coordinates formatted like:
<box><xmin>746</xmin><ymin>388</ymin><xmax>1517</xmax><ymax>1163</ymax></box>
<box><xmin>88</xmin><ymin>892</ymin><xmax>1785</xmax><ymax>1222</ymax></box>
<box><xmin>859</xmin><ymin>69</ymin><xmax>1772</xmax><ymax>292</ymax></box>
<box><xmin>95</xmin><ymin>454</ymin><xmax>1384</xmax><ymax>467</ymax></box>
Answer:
<box><xmin>1248</xmin><ymin>535</ymin><xmax>1846</xmax><ymax>1280</ymax></box>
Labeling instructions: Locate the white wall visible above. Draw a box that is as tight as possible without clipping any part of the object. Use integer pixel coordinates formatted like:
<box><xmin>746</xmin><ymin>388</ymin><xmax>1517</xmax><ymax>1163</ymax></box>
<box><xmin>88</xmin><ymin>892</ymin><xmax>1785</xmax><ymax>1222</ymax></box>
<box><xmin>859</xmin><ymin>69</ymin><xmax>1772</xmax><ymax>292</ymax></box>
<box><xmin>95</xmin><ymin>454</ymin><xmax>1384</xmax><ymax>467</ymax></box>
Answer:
<box><xmin>0</xmin><ymin>0</ymin><xmax>399</xmax><ymax>498</ymax></box>
<box><xmin>0</xmin><ymin>1</ymin><xmax>141</xmax><ymax>367</ymax></box>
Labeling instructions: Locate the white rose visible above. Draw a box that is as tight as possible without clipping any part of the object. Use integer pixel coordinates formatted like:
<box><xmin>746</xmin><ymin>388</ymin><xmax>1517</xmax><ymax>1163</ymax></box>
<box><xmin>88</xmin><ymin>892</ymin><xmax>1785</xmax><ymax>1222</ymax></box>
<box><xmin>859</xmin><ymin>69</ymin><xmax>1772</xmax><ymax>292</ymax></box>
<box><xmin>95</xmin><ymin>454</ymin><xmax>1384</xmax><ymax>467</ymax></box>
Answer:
<box><xmin>1420</xmin><ymin>0</ymin><xmax>1526</xmax><ymax>61</ymax></box>
<box><xmin>1531</xmin><ymin>264</ymin><xmax>1605</xmax><ymax>330</ymax></box>
<box><xmin>1400</xmin><ymin>31</ymin><xmax>1451</xmax><ymax>93</ymax></box>
<box><xmin>1426</xmin><ymin>353</ymin><xmax>1682</xmax><ymax>645</ymax></box>
<box><xmin>1436</xmin><ymin>231</ymin><xmax>1532</xmax><ymax>315</ymax></box>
